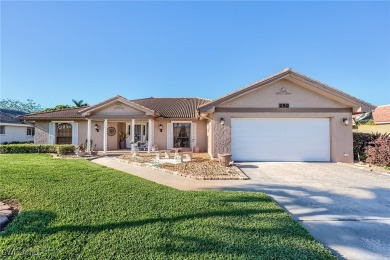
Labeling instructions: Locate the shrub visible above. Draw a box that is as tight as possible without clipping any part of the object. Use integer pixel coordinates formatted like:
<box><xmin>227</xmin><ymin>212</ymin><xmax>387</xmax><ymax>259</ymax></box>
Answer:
<box><xmin>365</xmin><ymin>134</ymin><xmax>390</xmax><ymax>167</ymax></box>
<box><xmin>1</xmin><ymin>141</ymin><xmax>34</xmax><ymax>145</ymax></box>
<box><xmin>56</xmin><ymin>145</ymin><xmax>76</xmax><ymax>155</ymax></box>
<box><xmin>353</xmin><ymin>132</ymin><xmax>374</xmax><ymax>161</ymax></box>
<box><xmin>0</xmin><ymin>144</ymin><xmax>75</xmax><ymax>155</ymax></box>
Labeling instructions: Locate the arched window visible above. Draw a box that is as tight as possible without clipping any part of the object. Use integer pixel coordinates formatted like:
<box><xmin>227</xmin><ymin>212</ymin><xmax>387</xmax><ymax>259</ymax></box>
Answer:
<box><xmin>57</xmin><ymin>123</ymin><xmax>72</xmax><ymax>144</ymax></box>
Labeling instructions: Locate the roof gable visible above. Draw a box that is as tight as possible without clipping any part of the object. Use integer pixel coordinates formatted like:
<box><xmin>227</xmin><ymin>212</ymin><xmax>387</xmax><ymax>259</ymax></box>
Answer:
<box><xmin>79</xmin><ymin>96</ymin><xmax>158</xmax><ymax>117</ymax></box>
<box><xmin>199</xmin><ymin>68</ymin><xmax>375</xmax><ymax>113</ymax></box>
<box><xmin>219</xmin><ymin>79</ymin><xmax>349</xmax><ymax>109</ymax></box>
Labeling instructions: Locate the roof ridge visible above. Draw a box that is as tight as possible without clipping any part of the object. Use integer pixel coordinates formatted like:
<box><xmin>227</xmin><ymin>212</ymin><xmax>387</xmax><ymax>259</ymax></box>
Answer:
<box><xmin>24</xmin><ymin>106</ymin><xmax>86</xmax><ymax>116</ymax></box>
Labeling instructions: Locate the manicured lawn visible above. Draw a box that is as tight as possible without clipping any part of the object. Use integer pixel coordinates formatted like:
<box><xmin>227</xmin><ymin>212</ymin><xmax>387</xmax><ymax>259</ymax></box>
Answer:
<box><xmin>0</xmin><ymin>155</ymin><xmax>335</xmax><ymax>259</ymax></box>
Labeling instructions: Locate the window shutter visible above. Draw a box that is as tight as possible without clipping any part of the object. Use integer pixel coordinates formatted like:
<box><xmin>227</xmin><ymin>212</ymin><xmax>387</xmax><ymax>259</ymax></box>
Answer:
<box><xmin>167</xmin><ymin>123</ymin><xmax>173</xmax><ymax>149</ymax></box>
<box><xmin>49</xmin><ymin>122</ymin><xmax>55</xmax><ymax>144</ymax></box>
<box><xmin>72</xmin><ymin>122</ymin><xmax>79</xmax><ymax>146</ymax></box>
<box><xmin>191</xmin><ymin>123</ymin><xmax>197</xmax><ymax>149</ymax></box>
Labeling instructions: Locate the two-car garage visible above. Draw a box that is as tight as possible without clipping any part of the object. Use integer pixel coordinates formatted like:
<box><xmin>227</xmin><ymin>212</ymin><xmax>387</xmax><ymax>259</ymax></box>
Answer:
<box><xmin>231</xmin><ymin>118</ymin><xmax>330</xmax><ymax>162</ymax></box>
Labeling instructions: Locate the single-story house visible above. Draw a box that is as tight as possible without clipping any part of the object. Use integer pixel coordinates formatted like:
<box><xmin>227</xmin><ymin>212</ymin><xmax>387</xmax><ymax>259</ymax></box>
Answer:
<box><xmin>21</xmin><ymin>68</ymin><xmax>375</xmax><ymax>163</ymax></box>
<box><xmin>0</xmin><ymin>108</ymin><xmax>35</xmax><ymax>144</ymax></box>
<box><xmin>353</xmin><ymin>104</ymin><xmax>390</xmax><ymax>134</ymax></box>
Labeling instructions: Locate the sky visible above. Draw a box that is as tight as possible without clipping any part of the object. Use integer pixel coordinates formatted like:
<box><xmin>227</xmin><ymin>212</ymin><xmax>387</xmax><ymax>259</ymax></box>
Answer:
<box><xmin>1</xmin><ymin>1</ymin><xmax>389</xmax><ymax>108</ymax></box>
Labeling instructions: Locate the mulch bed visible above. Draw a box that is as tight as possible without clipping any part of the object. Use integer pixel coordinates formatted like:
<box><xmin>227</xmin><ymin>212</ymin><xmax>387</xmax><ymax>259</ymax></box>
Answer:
<box><xmin>118</xmin><ymin>153</ymin><xmax>249</xmax><ymax>180</ymax></box>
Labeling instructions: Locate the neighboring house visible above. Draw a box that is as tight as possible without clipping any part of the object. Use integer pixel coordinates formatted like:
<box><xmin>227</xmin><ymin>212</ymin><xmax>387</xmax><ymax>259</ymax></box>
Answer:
<box><xmin>21</xmin><ymin>68</ymin><xmax>374</xmax><ymax>163</ymax></box>
<box><xmin>0</xmin><ymin>108</ymin><xmax>35</xmax><ymax>144</ymax></box>
<box><xmin>353</xmin><ymin>105</ymin><xmax>390</xmax><ymax>134</ymax></box>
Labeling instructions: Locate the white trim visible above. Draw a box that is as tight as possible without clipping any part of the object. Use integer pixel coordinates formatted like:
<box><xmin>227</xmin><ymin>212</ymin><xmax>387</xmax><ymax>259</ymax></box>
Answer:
<box><xmin>103</xmin><ymin>119</ymin><xmax>108</xmax><ymax>153</ymax></box>
<box><xmin>87</xmin><ymin>119</ymin><xmax>91</xmax><ymax>152</ymax></box>
<box><xmin>71</xmin><ymin>122</ymin><xmax>79</xmax><ymax>146</ymax></box>
<box><xmin>131</xmin><ymin>119</ymin><xmax>135</xmax><ymax>145</ymax></box>
<box><xmin>148</xmin><ymin>119</ymin><xmax>153</xmax><ymax>152</ymax></box>
<box><xmin>375</xmin><ymin>122</ymin><xmax>390</xmax><ymax>125</ymax></box>
<box><xmin>50</xmin><ymin>121</ymin><xmax>75</xmax><ymax>123</ymax></box>
<box><xmin>0</xmin><ymin>123</ymin><xmax>33</xmax><ymax>127</ymax></box>
<box><xmin>190</xmin><ymin>122</ymin><xmax>197</xmax><ymax>149</ymax></box>
<box><xmin>49</xmin><ymin>122</ymin><xmax>55</xmax><ymax>144</ymax></box>
<box><xmin>167</xmin><ymin>123</ymin><xmax>173</xmax><ymax>149</ymax></box>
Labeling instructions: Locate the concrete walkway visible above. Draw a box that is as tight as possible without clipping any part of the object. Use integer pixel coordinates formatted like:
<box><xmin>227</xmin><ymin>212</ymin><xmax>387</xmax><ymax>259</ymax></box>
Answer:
<box><xmin>92</xmin><ymin>157</ymin><xmax>390</xmax><ymax>260</ymax></box>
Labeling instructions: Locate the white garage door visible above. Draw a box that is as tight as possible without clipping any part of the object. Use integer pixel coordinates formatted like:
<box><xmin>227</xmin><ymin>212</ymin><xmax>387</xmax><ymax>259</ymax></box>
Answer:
<box><xmin>231</xmin><ymin>118</ymin><xmax>330</xmax><ymax>162</ymax></box>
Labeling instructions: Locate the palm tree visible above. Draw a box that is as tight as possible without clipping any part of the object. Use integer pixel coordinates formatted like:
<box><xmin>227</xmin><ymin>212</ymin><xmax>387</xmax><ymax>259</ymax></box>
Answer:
<box><xmin>72</xmin><ymin>99</ymin><xmax>89</xmax><ymax>107</ymax></box>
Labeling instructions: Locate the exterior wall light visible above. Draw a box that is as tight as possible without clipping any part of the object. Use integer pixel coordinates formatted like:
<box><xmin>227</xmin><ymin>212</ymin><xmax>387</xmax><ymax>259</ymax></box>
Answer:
<box><xmin>95</xmin><ymin>124</ymin><xmax>99</xmax><ymax>132</ymax></box>
<box><xmin>342</xmin><ymin>118</ymin><xmax>349</xmax><ymax>126</ymax></box>
<box><xmin>159</xmin><ymin>124</ymin><xmax>163</xmax><ymax>132</ymax></box>
<box><xmin>220</xmin><ymin>118</ymin><xmax>225</xmax><ymax>126</ymax></box>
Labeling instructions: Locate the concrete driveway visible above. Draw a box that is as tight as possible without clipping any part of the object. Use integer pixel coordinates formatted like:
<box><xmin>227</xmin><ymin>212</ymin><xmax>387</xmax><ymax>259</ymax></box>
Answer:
<box><xmin>235</xmin><ymin>162</ymin><xmax>390</xmax><ymax>260</ymax></box>
<box><xmin>93</xmin><ymin>158</ymin><xmax>390</xmax><ymax>259</ymax></box>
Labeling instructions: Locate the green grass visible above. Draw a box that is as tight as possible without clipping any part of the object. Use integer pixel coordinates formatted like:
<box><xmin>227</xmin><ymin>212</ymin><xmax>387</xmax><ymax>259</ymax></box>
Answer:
<box><xmin>0</xmin><ymin>154</ymin><xmax>335</xmax><ymax>259</ymax></box>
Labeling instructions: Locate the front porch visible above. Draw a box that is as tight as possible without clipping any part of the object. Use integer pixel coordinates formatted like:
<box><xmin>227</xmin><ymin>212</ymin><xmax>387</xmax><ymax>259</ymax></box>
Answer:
<box><xmin>85</xmin><ymin>118</ymin><xmax>155</xmax><ymax>153</ymax></box>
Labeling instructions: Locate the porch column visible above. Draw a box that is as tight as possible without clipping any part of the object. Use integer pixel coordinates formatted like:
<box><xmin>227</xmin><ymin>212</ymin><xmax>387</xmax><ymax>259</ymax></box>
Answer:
<box><xmin>148</xmin><ymin>119</ymin><xmax>153</xmax><ymax>153</ymax></box>
<box><xmin>103</xmin><ymin>119</ymin><xmax>108</xmax><ymax>153</ymax></box>
<box><xmin>87</xmin><ymin>119</ymin><xmax>91</xmax><ymax>153</ymax></box>
<box><xmin>131</xmin><ymin>119</ymin><xmax>135</xmax><ymax>150</ymax></box>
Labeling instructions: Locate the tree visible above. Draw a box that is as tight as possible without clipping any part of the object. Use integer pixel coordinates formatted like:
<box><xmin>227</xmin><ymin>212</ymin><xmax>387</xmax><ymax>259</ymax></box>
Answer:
<box><xmin>40</xmin><ymin>105</ymin><xmax>74</xmax><ymax>113</ymax></box>
<box><xmin>0</xmin><ymin>99</ymin><xmax>43</xmax><ymax>113</ymax></box>
<box><xmin>72</xmin><ymin>99</ymin><xmax>89</xmax><ymax>107</ymax></box>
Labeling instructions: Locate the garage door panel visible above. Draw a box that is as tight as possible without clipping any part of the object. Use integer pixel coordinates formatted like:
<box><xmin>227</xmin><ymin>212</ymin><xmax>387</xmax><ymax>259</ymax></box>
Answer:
<box><xmin>231</xmin><ymin>118</ymin><xmax>330</xmax><ymax>162</ymax></box>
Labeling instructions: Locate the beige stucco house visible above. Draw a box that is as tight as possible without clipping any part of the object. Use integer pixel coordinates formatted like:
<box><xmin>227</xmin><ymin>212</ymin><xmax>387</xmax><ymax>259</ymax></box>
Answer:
<box><xmin>21</xmin><ymin>68</ymin><xmax>375</xmax><ymax>163</ymax></box>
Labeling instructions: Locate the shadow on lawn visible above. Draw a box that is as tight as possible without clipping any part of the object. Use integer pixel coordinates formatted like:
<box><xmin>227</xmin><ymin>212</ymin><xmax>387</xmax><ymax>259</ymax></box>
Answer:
<box><xmin>2</xmin><ymin>208</ymin><xmax>283</xmax><ymax>236</ymax></box>
<box><xmin>1</xmin><ymin>207</ymin><xmax>333</xmax><ymax>258</ymax></box>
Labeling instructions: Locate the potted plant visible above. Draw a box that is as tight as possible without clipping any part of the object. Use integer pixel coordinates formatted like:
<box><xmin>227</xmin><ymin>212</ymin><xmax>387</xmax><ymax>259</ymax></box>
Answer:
<box><xmin>119</xmin><ymin>132</ymin><xmax>128</xmax><ymax>149</ymax></box>
<box><xmin>77</xmin><ymin>143</ymin><xmax>86</xmax><ymax>156</ymax></box>
<box><xmin>91</xmin><ymin>144</ymin><xmax>98</xmax><ymax>156</ymax></box>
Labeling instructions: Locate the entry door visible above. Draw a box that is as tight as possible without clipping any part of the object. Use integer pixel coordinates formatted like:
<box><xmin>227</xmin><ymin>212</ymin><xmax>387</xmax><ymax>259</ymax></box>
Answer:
<box><xmin>126</xmin><ymin>123</ymin><xmax>147</xmax><ymax>148</ymax></box>
<box><xmin>231</xmin><ymin>118</ymin><xmax>330</xmax><ymax>162</ymax></box>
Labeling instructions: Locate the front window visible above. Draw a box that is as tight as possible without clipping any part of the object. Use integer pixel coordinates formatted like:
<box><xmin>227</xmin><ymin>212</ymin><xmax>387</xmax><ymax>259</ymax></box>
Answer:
<box><xmin>173</xmin><ymin>123</ymin><xmax>191</xmax><ymax>148</ymax></box>
<box><xmin>57</xmin><ymin>123</ymin><xmax>72</xmax><ymax>144</ymax></box>
<box><xmin>27</xmin><ymin>127</ymin><xmax>35</xmax><ymax>136</ymax></box>
<box><xmin>0</xmin><ymin>126</ymin><xmax>4</xmax><ymax>135</ymax></box>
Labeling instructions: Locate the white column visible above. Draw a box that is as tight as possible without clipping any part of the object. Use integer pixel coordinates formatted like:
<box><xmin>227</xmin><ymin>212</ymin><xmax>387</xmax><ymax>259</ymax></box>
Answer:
<box><xmin>131</xmin><ymin>119</ymin><xmax>135</xmax><ymax>149</ymax></box>
<box><xmin>87</xmin><ymin>119</ymin><xmax>91</xmax><ymax>153</ymax></box>
<box><xmin>148</xmin><ymin>119</ymin><xmax>153</xmax><ymax>153</ymax></box>
<box><xmin>103</xmin><ymin>119</ymin><xmax>108</xmax><ymax>153</ymax></box>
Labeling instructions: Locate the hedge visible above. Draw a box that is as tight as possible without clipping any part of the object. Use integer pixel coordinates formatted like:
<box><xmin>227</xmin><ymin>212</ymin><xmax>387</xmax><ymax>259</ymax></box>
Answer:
<box><xmin>0</xmin><ymin>144</ymin><xmax>75</xmax><ymax>155</ymax></box>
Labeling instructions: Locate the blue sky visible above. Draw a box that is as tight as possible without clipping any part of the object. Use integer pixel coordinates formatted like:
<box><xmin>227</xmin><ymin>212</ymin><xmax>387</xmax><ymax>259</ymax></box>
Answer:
<box><xmin>1</xmin><ymin>1</ymin><xmax>389</xmax><ymax>108</ymax></box>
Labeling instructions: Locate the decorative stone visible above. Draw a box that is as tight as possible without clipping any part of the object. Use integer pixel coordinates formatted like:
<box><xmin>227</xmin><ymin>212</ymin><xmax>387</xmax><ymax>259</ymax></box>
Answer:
<box><xmin>0</xmin><ymin>215</ymin><xmax>8</xmax><ymax>226</ymax></box>
<box><xmin>0</xmin><ymin>202</ymin><xmax>5</xmax><ymax>206</ymax></box>
<box><xmin>0</xmin><ymin>210</ymin><xmax>12</xmax><ymax>216</ymax></box>
<box><xmin>0</xmin><ymin>205</ymin><xmax>11</xmax><ymax>210</ymax></box>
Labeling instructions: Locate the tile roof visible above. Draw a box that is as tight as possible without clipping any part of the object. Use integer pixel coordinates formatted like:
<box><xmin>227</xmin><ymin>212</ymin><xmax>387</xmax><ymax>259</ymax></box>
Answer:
<box><xmin>20</xmin><ymin>97</ymin><xmax>211</xmax><ymax>120</ymax></box>
<box><xmin>0</xmin><ymin>108</ymin><xmax>28</xmax><ymax>124</ymax></box>
<box><xmin>21</xmin><ymin>107</ymin><xmax>86</xmax><ymax>120</ymax></box>
<box><xmin>132</xmin><ymin>98</ymin><xmax>210</xmax><ymax>118</ymax></box>
<box><xmin>373</xmin><ymin>105</ymin><xmax>390</xmax><ymax>124</ymax></box>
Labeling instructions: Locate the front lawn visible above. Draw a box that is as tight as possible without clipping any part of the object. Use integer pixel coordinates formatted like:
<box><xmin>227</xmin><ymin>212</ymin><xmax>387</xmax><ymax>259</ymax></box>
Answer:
<box><xmin>0</xmin><ymin>155</ymin><xmax>335</xmax><ymax>259</ymax></box>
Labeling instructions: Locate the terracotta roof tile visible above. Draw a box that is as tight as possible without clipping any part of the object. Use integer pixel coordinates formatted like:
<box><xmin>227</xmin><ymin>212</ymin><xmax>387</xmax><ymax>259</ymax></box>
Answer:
<box><xmin>20</xmin><ymin>97</ymin><xmax>211</xmax><ymax>120</ymax></box>
<box><xmin>21</xmin><ymin>107</ymin><xmax>85</xmax><ymax>120</ymax></box>
<box><xmin>132</xmin><ymin>98</ymin><xmax>210</xmax><ymax>118</ymax></box>
<box><xmin>373</xmin><ymin>105</ymin><xmax>390</xmax><ymax>123</ymax></box>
